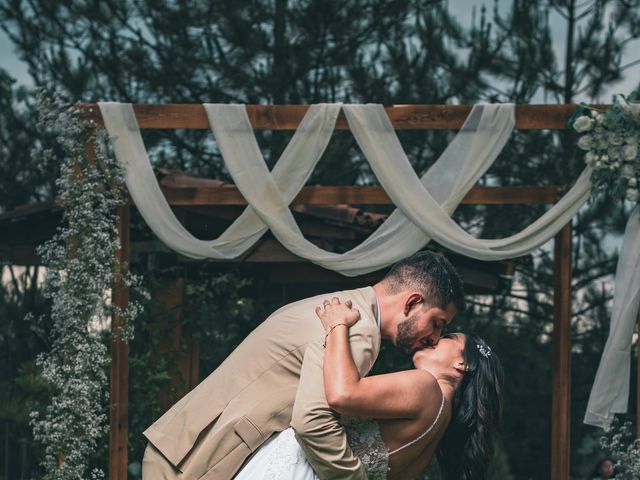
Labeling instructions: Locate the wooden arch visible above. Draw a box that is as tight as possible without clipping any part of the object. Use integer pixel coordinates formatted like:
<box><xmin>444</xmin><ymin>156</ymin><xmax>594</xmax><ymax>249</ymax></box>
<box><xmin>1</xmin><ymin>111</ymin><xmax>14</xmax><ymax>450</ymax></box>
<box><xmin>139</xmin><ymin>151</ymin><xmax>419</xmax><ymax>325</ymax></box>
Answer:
<box><xmin>79</xmin><ymin>103</ymin><xmax>636</xmax><ymax>480</ymax></box>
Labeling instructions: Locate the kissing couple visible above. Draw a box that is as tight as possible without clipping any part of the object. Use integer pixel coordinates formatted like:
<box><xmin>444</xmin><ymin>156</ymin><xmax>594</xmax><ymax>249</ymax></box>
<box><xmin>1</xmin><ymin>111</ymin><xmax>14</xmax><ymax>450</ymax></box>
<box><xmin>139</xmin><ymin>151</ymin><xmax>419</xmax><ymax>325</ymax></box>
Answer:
<box><xmin>142</xmin><ymin>251</ymin><xmax>504</xmax><ymax>479</ymax></box>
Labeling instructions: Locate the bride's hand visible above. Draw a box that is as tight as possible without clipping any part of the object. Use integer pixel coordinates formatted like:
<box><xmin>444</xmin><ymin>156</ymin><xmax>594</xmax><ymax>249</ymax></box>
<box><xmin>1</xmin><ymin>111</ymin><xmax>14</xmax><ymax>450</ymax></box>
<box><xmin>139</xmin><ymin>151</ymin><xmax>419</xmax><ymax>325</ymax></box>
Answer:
<box><xmin>315</xmin><ymin>297</ymin><xmax>360</xmax><ymax>331</ymax></box>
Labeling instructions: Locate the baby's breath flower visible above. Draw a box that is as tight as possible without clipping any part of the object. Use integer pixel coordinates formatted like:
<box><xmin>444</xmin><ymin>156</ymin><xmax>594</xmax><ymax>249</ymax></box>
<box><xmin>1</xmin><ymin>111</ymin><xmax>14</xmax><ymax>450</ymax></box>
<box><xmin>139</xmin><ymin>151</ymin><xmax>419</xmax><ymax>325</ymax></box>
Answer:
<box><xmin>30</xmin><ymin>89</ymin><xmax>145</xmax><ymax>480</ymax></box>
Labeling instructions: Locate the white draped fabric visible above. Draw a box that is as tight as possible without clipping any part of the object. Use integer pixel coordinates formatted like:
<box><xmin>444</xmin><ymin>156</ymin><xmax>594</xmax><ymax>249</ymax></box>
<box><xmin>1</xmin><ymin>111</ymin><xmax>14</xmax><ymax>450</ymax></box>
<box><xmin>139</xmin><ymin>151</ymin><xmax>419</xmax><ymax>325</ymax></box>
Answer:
<box><xmin>97</xmin><ymin>102</ymin><xmax>639</xmax><ymax>429</ymax></box>
<box><xmin>584</xmin><ymin>203</ymin><xmax>640</xmax><ymax>428</ymax></box>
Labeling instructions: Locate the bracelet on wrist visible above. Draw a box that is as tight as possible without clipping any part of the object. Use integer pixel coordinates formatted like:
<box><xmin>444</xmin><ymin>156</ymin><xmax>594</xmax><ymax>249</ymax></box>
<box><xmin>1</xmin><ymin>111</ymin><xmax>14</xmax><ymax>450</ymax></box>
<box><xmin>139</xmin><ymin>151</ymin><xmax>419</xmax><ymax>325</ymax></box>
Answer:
<box><xmin>322</xmin><ymin>323</ymin><xmax>348</xmax><ymax>348</ymax></box>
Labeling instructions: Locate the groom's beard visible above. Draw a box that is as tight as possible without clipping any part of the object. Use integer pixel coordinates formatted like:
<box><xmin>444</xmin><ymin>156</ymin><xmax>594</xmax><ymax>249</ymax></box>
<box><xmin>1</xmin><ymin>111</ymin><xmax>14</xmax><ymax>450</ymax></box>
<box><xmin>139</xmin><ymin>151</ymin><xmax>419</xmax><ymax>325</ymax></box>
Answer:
<box><xmin>396</xmin><ymin>313</ymin><xmax>419</xmax><ymax>355</ymax></box>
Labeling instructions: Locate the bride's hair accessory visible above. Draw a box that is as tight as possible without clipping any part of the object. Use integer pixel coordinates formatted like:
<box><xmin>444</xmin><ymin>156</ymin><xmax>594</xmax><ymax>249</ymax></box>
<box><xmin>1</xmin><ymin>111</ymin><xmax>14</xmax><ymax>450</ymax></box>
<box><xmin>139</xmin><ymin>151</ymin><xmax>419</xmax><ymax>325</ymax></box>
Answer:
<box><xmin>477</xmin><ymin>343</ymin><xmax>492</xmax><ymax>358</ymax></box>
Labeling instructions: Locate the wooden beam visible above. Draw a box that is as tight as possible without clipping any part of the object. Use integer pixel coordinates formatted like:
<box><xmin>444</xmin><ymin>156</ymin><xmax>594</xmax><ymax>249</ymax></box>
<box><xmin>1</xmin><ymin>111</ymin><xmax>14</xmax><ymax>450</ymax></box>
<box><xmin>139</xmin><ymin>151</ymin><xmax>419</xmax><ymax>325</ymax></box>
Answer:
<box><xmin>157</xmin><ymin>185</ymin><xmax>560</xmax><ymax>206</ymax></box>
<box><xmin>109</xmin><ymin>203</ymin><xmax>130</xmax><ymax>480</ymax></box>
<box><xmin>551</xmin><ymin>221</ymin><xmax>572</xmax><ymax>480</ymax></box>
<box><xmin>79</xmin><ymin>103</ymin><xmax>609</xmax><ymax>130</ymax></box>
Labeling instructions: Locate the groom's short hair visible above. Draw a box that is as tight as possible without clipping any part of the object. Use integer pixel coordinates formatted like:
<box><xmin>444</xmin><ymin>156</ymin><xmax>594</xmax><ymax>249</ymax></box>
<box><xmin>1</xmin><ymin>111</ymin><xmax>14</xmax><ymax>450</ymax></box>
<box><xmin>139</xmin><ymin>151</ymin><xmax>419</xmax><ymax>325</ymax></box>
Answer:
<box><xmin>383</xmin><ymin>251</ymin><xmax>466</xmax><ymax>311</ymax></box>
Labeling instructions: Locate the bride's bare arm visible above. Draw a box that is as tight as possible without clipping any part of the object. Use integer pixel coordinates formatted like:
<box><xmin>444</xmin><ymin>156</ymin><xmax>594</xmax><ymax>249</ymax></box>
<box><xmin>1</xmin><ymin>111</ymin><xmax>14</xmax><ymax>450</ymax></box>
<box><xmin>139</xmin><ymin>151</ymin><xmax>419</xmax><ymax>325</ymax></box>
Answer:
<box><xmin>318</xmin><ymin>300</ymin><xmax>436</xmax><ymax>419</ymax></box>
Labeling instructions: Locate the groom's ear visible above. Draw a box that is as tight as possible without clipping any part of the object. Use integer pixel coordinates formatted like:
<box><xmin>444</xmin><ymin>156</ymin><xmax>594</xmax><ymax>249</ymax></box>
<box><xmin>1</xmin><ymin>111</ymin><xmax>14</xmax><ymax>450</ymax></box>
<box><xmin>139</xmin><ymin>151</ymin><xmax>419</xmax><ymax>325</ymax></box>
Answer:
<box><xmin>404</xmin><ymin>292</ymin><xmax>423</xmax><ymax>315</ymax></box>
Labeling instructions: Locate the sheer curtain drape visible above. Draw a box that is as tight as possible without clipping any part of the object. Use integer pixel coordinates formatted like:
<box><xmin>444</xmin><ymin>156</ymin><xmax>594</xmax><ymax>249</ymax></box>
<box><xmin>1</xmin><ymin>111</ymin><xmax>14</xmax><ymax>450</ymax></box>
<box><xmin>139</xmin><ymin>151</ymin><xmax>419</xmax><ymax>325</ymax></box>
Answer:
<box><xmin>98</xmin><ymin>101</ymin><xmax>640</xmax><ymax>429</ymax></box>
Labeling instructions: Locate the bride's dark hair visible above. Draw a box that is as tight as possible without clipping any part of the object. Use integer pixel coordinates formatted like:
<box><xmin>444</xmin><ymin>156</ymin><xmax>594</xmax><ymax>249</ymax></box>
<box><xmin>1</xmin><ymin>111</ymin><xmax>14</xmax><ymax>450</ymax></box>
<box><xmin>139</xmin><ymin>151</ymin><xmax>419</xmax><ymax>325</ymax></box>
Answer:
<box><xmin>436</xmin><ymin>333</ymin><xmax>504</xmax><ymax>480</ymax></box>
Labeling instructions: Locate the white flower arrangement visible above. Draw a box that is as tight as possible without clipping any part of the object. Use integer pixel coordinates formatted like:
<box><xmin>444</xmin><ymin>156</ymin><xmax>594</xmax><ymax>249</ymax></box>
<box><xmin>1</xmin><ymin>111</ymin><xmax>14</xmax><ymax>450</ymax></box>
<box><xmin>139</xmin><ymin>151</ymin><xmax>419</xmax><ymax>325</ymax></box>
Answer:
<box><xmin>599</xmin><ymin>418</ymin><xmax>640</xmax><ymax>479</ymax></box>
<box><xmin>29</xmin><ymin>90</ymin><xmax>146</xmax><ymax>480</ymax></box>
<box><xmin>571</xmin><ymin>96</ymin><xmax>640</xmax><ymax>203</ymax></box>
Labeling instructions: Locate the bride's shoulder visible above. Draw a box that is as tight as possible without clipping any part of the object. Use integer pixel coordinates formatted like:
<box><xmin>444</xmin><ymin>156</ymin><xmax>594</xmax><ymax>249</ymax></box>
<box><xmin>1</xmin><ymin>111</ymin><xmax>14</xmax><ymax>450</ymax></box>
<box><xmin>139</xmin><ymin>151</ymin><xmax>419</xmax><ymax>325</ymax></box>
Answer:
<box><xmin>400</xmin><ymin>371</ymin><xmax>447</xmax><ymax>428</ymax></box>
<box><xmin>401</xmin><ymin>369</ymin><xmax>442</xmax><ymax>401</ymax></box>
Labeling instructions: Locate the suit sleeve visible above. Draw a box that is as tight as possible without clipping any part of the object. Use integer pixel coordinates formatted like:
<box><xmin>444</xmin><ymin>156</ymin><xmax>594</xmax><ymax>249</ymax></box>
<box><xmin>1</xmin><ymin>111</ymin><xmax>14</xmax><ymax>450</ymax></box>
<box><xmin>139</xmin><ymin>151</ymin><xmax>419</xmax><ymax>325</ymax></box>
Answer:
<box><xmin>290</xmin><ymin>321</ymin><xmax>379</xmax><ymax>480</ymax></box>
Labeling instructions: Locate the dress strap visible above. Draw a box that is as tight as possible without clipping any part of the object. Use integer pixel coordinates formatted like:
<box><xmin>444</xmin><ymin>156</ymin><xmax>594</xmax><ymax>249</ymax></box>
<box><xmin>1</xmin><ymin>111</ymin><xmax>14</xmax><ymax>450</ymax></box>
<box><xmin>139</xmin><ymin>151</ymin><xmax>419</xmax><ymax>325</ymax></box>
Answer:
<box><xmin>388</xmin><ymin>392</ymin><xmax>445</xmax><ymax>456</ymax></box>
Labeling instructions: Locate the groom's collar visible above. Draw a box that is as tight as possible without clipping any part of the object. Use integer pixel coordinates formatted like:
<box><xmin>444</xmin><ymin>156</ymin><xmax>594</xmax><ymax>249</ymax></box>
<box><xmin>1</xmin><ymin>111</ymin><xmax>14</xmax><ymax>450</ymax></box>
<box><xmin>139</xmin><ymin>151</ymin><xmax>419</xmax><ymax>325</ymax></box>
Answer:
<box><xmin>374</xmin><ymin>293</ymin><xmax>381</xmax><ymax>330</ymax></box>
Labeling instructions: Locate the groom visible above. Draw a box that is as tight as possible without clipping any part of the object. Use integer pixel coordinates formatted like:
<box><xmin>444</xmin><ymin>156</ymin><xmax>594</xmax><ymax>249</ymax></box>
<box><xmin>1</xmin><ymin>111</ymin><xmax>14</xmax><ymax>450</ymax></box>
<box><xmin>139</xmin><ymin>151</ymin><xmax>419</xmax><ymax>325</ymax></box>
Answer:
<box><xmin>142</xmin><ymin>251</ymin><xmax>465</xmax><ymax>480</ymax></box>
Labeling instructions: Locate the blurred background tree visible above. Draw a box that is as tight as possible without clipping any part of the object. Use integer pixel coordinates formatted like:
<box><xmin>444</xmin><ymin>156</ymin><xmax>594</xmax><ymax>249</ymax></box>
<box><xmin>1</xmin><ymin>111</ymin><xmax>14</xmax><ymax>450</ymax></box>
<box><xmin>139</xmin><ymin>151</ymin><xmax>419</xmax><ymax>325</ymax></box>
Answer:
<box><xmin>1</xmin><ymin>0</ymin><xmax>639</xmax><ymax>478</ymax></box>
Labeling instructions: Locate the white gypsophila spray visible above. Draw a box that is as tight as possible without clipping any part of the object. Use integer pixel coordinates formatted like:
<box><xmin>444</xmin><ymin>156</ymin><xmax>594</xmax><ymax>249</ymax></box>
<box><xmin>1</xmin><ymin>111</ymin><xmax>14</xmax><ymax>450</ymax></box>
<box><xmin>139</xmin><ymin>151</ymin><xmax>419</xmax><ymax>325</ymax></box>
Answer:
<box><xmin>571</xmin><ymin>96</ymin><xmax>640</xmax><ymax>204</ymax></box>
<box><xmin>599</xmin><ymin>418</ymin><xmax>640</xmax><ymax>479</ymax></box>
<box><xmin>29</xmin><ymin>89</ymin><xmax>145</xmax><ymax>480</ymax></box>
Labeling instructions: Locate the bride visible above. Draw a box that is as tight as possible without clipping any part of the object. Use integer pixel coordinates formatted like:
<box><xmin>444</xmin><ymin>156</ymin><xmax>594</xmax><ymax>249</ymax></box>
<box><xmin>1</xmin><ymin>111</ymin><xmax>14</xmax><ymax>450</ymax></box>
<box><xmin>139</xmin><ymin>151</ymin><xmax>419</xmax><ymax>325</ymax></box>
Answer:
<box><xmin>235</xmin><ymin>297</ymin><xmax>504</xmax><ymax>480</ymax></box>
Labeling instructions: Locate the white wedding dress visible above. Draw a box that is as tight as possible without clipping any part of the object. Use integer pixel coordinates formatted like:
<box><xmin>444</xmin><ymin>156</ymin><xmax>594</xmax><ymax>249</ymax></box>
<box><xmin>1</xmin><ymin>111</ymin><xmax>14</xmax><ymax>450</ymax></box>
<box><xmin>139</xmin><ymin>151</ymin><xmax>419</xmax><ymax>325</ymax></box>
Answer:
<box><xmin>235</xmin><ymin>416</ymin><xmax>390</xmax><ymax>480</ymax></box>
<box><xmin>235</xmin><ymin>395</ymin><xmax>445</xmax><ymax>479</ymax></box>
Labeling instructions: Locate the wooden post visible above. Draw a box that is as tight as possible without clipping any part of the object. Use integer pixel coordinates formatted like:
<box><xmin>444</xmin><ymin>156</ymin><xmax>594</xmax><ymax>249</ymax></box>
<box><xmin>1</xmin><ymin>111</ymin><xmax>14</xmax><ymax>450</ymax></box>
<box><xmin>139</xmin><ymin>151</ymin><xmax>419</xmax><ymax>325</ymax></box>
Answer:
<box><xmin>82</xmin><ymin>125</ymin><xmax>130</xmax><ymax>480</ymax></box>
<box><xmin>151</xmin><ymin>277</ymin><xmax>189</xmax><ymax>411</ymax></box>
<box><xmin>109</xmin><ymin>202</ymin><xmax>130</xmax><ymax>480</ymax></box>
<box><xmin>551</xmin><ymin>221</ymin><xmax>572</xmax><ymax>480</ymax></box>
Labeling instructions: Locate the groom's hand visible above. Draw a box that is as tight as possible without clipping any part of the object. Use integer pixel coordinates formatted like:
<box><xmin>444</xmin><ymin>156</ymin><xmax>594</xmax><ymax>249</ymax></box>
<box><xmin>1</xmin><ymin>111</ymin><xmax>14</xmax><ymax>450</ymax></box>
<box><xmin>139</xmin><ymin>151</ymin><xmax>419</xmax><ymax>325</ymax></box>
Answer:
<box><xmin>315</xmin><ymin>297</ymin><xmax>360</xmax><ymax>331</ymax></box>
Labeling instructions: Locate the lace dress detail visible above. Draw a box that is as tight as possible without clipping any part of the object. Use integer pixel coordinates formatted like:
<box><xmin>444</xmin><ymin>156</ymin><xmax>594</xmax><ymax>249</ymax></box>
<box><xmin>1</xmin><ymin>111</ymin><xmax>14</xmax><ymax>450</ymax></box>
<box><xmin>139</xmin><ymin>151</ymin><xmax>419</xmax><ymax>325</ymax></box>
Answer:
<box><xmin>340</xmin><ymin>415</ymin><xmax>390</xmax><ymax>479</ymax></box>
<box><xmin>261</xmin><ymin>428</ymin><xmax>316</xmax><ymax>478</ymax></box>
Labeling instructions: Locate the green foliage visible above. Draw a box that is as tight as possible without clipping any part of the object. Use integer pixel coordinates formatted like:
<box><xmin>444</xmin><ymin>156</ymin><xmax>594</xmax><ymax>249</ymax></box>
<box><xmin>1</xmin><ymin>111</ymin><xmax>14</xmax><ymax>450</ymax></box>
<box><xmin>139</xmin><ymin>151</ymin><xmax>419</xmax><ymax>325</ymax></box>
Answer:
<box><xmin>0</xmin><ymin>71</ymin><xmax>60</xmax><ymax>214</ymax></box>
<box><xmin>183</xmin><ymin>267</ymin><xmax>261</xmax><ymax>373</ymax></box>
<box><xmin>125</xmin><ymin>267</ymin><xmax>187</xmax><ymax>476</ymax></box>
<box><xmin>0</xmin><ymin>265</ymin><xmax>50</xmax><ymax>479</ymax></box>
<box><xmin>125</xmin><ymin>264</ymin><xmax>261</xmax><ymax>472</ymax></box>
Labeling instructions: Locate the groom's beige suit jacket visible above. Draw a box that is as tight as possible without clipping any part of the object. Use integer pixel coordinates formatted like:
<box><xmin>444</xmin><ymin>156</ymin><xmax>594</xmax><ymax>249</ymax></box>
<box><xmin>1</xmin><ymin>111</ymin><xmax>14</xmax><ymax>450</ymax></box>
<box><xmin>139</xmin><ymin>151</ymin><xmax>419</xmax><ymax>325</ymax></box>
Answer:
<box><xmin>143</xmin><ymin>287</ymin><xmax>381</xmax><ymax>480</ymax></box>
